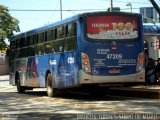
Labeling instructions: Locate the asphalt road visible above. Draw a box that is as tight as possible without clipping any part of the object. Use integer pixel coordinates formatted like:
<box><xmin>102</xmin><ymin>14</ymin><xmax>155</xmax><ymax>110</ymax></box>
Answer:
<box><xmin>0</xmin><ymin>75</ymin><xmax>160</xmax><ymax>120</ymax></box>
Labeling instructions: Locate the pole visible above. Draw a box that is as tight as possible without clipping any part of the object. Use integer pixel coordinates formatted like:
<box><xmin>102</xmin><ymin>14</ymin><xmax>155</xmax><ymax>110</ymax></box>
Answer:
<box><xmin>149</xmin><ymin>0</ymin><xmax>160</xmax><ymax>16</ymax></box>
<box><xmin>110</xmin><ymin>0</ymin><xmax>113</xmax><ymax>12</ymax></box>
<box><xmin>60</xmin><ymin>0</ymin><xmax>62</xmax><ymax>20</ymax></box>
<box><xmin>126</xmin><ymin>3</ymin><xmax>132</xmax><ymax>13</ymax></box>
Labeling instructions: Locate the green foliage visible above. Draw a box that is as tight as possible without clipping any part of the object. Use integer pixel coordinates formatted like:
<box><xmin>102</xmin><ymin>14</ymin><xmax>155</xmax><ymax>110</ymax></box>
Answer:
<box><xmin>0</xmin><ymin>5</ymin><xmax>20</xmax><ymax>50</ymax></box>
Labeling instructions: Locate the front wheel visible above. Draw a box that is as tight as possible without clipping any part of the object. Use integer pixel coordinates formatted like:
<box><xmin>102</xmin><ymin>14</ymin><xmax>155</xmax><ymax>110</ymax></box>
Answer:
<box><xmin>46</xmin><ymin>73</ymin><xmax>59</xmax><ymax>97</ymax></box>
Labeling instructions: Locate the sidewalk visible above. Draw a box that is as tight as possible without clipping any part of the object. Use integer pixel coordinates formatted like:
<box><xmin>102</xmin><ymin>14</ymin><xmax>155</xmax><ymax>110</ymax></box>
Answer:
<box><xmin>0</xmin><ymin>75</ymin><xmax>9</xmax><ymax>81</ymax></box>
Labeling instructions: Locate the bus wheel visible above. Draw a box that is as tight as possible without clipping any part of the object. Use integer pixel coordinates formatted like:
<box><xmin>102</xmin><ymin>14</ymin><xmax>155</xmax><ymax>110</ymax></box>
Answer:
<box><xmin>16</xmin><ymin>75</ymin><xmax>25</xmax><ymax>93</ymax></box>
<box><xmin>47</xmin><ymin>73</ymin><xmax>58</xmax><ymax>97</ymax></box>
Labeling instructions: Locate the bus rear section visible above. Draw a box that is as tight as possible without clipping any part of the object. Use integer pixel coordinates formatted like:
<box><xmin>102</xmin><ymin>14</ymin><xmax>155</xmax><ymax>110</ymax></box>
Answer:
<box><xmin>79</xmin><ymin>12</ymin><xmax>145</xmax><ymax>85</ymax></box>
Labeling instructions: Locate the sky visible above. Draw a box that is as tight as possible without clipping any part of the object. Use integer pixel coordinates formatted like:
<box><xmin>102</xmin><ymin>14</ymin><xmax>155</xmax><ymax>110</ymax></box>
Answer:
<box><xmin>0</xmin><ymin>0</ymin><xmax>160</xmax><ymax>34</ymax></box>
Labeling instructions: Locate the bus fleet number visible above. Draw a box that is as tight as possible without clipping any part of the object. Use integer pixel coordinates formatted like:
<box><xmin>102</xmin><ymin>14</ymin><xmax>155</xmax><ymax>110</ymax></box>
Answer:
<box><xmin>106</xmin><ymin>54</ymin><xmax>123</xmax><ymax>59</ymax></box>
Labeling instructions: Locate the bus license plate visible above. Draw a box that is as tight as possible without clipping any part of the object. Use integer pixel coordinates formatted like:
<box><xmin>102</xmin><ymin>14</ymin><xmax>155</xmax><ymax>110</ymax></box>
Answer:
<box><xmin>109</xmin><ymin>69</ymin><xmax>120</xmax><ymax>74</ymax></box>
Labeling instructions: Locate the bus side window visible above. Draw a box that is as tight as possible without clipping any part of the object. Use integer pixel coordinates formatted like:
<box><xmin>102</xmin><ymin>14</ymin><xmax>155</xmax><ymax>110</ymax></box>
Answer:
<box><xmin>51</xmin><ymin>29</ymin><xmax>55</xmax><ymax>41</ymax></box>
<box><xmin>30</xmin><ymin>35</ymin><xmax>35</xmax><ymax>45</ymax></box>
<box><xmin>28</xmin><ymin>46</ymin><xmax>35</xmax><ymax>56</ymax></box>
<box><xmin>54</xmin><ymin>40</ymin><xmax>64</xmax><ymax>53</ymax></box>
<box><xmin>46</xmin><ymin>30</ymin><xmax>54</xmax><ymax>42</ymax></box>
<box><xmin>21</xmin><ymin>47</ymin><xmax>28</xmax><ymax>57</ymax></box>
<box><xmin>38</xmin><ymin>32</ymin><xmax>44</xmax><ymax>43</ymax></box>
<box><xmin>21</xmin><ymin>37</ymin><xmax>27</xmax><ymax>47</ymax></box>
<box><xmin>64</xmin><ymin>23</ymin><xmax>77</xmax><ymax>52</ymax></box>
<box><xmin>45</xmin><ymin>41</ymin><xmax>54</xmax><ymax>54</ymax></box>
<box><xmin>34</xmin><ymin>34</ymin><xmax>38</xmax><ymax>44</ymax></box>
<box><xmin>57</xmin><ymin>26</ymin><xmax>64</xmax><ymax>39</ymax></box>
<box><xmin>15</xmin><ymin>48</ymin><xmax>21</xmax><ymax>58</ymax></box>
<box><xmin>35</xmin><ymin>44</ymin><xmax>44</xmax><ymax>55</ymax></box>
<box><xmin>16</xmin><ymin>39</ymin><xmax>21</xmax><ymax>48</ymax></box>
<box><xmin>10</xmin><ymin>40</ymin><xmax>16</xmax><ymax>49</ymax></box>
<box><xmin>27</xmin><ymin>36</ymin><xmax>31</xmax><ymax>46</ymax></box>
<box><xmin>65</xmin><ymin>25</ymin><xmax>69</xmax><ymax>37</ymax></box>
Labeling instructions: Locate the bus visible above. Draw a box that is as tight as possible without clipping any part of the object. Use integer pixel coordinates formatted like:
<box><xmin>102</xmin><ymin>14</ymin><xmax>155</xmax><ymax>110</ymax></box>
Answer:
<box><xmin>9</xmin><ymin>11</ymin><xmax>145</xmax><ymax>97</ymax></box>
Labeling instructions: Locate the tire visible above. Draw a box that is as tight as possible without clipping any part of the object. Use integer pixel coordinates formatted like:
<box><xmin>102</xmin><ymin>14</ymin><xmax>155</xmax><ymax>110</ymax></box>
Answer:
<box><xmin>16</xmin><ymin>75</ymin><xmax>25</xmax><ymax>93</ymax></box>
<box><xmin>46</xmin><ymin>73</ymin><xmax>58</xmax><ymax>97</ymax></box>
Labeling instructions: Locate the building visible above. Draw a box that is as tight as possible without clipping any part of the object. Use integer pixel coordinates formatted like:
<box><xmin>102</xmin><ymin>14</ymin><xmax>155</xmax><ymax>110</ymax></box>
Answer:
<box><xmin>0</xmin><ymin>53</ymin><xmax>9</xmax><ymax>75</ymax></box>
<box><xmin>140</xmin><ymin>7</ymin><xmax>159</xmax><ymax>23</ymax></box>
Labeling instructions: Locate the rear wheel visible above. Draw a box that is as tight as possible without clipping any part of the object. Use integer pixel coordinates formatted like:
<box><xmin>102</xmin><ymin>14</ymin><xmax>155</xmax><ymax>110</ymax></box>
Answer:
<box><xmin>16</xmin><ymin>75</ymin><xmax>25</xmax><ymax>93</ymax></box>
<box><xmin>47</xmin><ymin>73</ymin><xmax>59</xmax><ymax>97</ymax></box>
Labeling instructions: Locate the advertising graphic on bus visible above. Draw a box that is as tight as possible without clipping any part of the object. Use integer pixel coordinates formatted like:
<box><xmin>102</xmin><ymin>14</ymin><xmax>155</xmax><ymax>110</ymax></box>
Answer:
<box><xmin>9</xmin><ymin>12</ymin><xmax>145</xmax><ymax>97</ymax></box>
<box><xmin>86</xmin><ymin>16</ymin><xmax>138</xmax><ymax>40</ymax></box>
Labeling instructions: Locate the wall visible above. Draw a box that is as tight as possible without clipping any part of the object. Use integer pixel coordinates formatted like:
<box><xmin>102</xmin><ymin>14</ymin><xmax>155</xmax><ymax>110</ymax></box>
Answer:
<box><xmin>0</xmin><ymin>54</ymin><xmax>9</xmax><ymax>75</ymax></box>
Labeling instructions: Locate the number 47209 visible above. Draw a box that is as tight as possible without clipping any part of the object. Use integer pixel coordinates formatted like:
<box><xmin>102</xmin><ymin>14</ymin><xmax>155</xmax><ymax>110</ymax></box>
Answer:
<box><xmin>106</xmin><ymin>54</ymin><xmax>123</xmax><ymax>59</ymax></box>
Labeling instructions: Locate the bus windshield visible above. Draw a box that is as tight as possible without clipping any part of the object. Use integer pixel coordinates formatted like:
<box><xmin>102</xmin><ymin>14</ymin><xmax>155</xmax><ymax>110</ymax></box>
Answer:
<box><xmin>86</xmin><ymin>15</ymin><xmax>139</xmax><ymax>40</ymax></box>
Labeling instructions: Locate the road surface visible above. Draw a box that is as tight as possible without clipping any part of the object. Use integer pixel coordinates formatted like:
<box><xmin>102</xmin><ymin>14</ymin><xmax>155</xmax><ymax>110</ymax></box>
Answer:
<box><xmin>0</xmin><ymin>75</ymin><xmax>160</xmax><ymax>120</ymax></box>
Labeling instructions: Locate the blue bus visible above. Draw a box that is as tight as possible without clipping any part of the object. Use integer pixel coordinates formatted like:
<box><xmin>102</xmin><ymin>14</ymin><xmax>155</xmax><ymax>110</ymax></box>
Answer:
<box><xmin>9</xmin><ymin>11</ymin><xmax>145</xmax><ymax>97</ymax></box>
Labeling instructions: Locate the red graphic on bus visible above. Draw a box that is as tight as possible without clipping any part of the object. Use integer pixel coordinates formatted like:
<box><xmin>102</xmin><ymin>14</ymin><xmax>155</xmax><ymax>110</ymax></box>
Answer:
<box><xmin>86</xmin><ymin>16</ymin><xmax>138</xmax><ymax>39</ymax></box>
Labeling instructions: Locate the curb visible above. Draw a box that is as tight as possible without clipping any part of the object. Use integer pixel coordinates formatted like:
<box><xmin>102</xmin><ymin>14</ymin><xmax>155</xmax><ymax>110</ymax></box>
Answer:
<box><xmin>0</xmin><ymin>75</ymin><xmax>9</xmax><ymax>81</ymax></box>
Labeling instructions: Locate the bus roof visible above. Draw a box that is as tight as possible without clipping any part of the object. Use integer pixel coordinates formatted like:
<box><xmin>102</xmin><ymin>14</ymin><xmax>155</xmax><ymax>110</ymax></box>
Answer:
<box><xmin>143</xmin><ymin>24</ymin><xmax>160</xmax><ymax>35</ymax></box>
<box><xmin>10</xmin><ymin>13</ymin><xmax>80</xmax><ymax>40</ymax></box>
<box><xmin>10</xmin><ymin>11</ymin><xmax>141</xmax><ymax>40</ymax></box>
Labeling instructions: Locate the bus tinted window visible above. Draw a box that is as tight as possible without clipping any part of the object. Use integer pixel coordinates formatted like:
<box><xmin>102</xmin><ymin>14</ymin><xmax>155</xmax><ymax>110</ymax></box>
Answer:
<box><xmin>27</xmin><ymin>36</ymin><xmax>30</xmax><ymax>46</ymax></box>
<box><xmin>10</xmin><ymin>41</ymin><xmax>16</xmax><ymax>49</ymax></box>
<box><xmin>38</xmin><ymin>33</ymin><xmax>44</xmax><ymax>43</ymax></box>
<box><xmin>28</xmin><ymin>46</ymin><xmax>35</xmax><ymax>56</ymax></box>
<box><xmin>34</xmin><ymin>34</ymin><xmax>38</xmax><ymax>44</ymax></box>
<box><xmin>65</xmin><ymin>23</ymin><xmax>77</xmax><ymax>37</ymax></box>
<box><xmin>54</xmin><ymin>40</ymin><xmax>64</xmax><ymax>53</ymax></box>
<box><xmin>21</xmin><ymin>47</ymin><xmax>28</xmax><ymax>57</ymax></box>
<box><xmin>16</xmin><ymin>39</ymin><xmax>21</xmax><ymax>48</ymax></box>
<box><xmin>27</xmin><ymin>36</ymin><xmax>35</xmax><ymax>46</ymax></box>
<box><xmin>21</xmin><ymin>37</ymin><xmax>27</xmax><ymax>47</ymax></box>
<box><xmin>64</xmin><ymin>22</ymin><xmax>77</xmax><ymax>52</ymax></box>
<box><xmin>46</xmin><ymin>30</ymin><xmax>55</xmax><ymax>41</ymax></box>
<box><xmin>45</xmin><ymin>42</ymin><xmax>54</xmax><ymax>54</ymax></box>
<box><xmin>57</xmin><ymin>26</ymin><xmax>64</xmax><ymax>39</ymax></box>
<box><xmin>16</xmin><ymin>49</ymin><xmax>21</xmax><ymax>58</ymax></box>
<box><xmin>36</xmin><ymin>44</ymin><xmax>44</xmax><ymax>55</ymax></box>
<box><xmin>65</xmin><ymin>38</ymin><xmax>76</xmax><ymax>51</ymax></box>
<box><xmin>86</xmin><ymin>16</ymin><xmax>138</xmax><ymax>40</ymax></box>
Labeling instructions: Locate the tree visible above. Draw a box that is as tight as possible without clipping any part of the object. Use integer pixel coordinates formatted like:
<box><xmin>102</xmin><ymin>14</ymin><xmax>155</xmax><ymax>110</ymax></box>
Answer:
<box><xmin>0</xmin><ymin>5</ymin><xmax>20</xmax><ymax>50</ymax></box>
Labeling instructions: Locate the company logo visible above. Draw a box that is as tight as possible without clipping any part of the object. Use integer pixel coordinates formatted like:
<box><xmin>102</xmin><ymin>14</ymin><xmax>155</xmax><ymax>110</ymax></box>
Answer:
<box><xmin>92</xmin><ymin>23</ymin><xmax>109</xmax><ymax>28</ymax></box>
